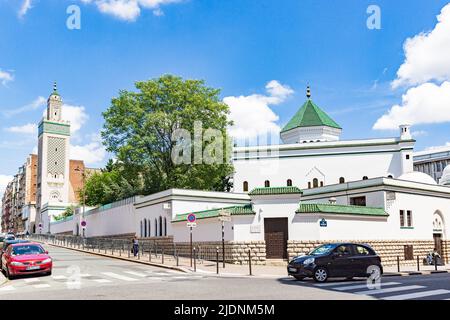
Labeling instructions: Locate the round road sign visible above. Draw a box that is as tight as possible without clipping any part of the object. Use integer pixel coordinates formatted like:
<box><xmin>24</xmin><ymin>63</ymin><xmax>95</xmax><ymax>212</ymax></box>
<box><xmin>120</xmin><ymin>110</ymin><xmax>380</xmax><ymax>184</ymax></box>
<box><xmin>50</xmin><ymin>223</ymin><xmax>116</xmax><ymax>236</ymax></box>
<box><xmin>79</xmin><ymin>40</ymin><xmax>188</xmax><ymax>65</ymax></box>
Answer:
<box><xmin>81</xmin><ymin>220</ymin><xmax>87</xmax><ymax>228</ymax></box>
<box><xmin>187</xmin><ymin>213</ymin><xmax>196</xmax><ymax>223</ymax></box>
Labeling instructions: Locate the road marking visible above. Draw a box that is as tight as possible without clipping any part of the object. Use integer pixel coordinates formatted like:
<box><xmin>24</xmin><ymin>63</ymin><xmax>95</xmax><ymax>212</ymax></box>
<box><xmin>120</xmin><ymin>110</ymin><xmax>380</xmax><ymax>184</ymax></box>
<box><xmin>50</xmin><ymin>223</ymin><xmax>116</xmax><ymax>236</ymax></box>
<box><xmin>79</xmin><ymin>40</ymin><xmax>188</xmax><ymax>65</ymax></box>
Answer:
<box><xmin>52</xmin><ymin>275</ymin><xmax>67</xmax><ymax>280</ymax></box>
<box><xmin>383</xmin><ymin>289</ymin><xmax>450</xmax><ymax>300</ymax></box>
<box><xmin>0</xmin><ymin>285</ymin><xmax>15</xmax><ymax>292</ymax></box>
<box><xmin>355</xmin><ymin>285</ymin><xmax>425</xmax><ymax>295</ymax></box>
<box><xmin>24</xmin><ymin>278</ymin><xmax>41</xmax><ymax>283</ymax></box>
<box><xmin>171</xmin><ymin>276</ymin><xmax>189</xmax><ymax>280</ymax></box>
<box><xmin>335</xmin><ymin>282</ymin><xmax>400</xmax><ymax>291</ymax></box>
<box><xmin>33</xmin><ymin>284</ymin><xmax>51</xmax><ymax>289</ymax></box>
<box><xmin>102</xmin><ymin>272</ymin><xmax>138</xmax><ymax>281</ymax></box>
<box><xmin>124</xmin><ymin>271</ymin><xmax>148</xmax><ymax>277</ymax></box>
<box><xmin>93</xmin><ymin>279</ymin><xmax>112</xmax><ymax>283</ymax></box>
<box><xmin>80</xmin><ymin>274</ymin><xmax>91</xmax><ymax>278</ymax></box>
<box><xmin>314</xmin><ymin>280</ymin><xmax>364</xmax><ymax>287</ymax></box>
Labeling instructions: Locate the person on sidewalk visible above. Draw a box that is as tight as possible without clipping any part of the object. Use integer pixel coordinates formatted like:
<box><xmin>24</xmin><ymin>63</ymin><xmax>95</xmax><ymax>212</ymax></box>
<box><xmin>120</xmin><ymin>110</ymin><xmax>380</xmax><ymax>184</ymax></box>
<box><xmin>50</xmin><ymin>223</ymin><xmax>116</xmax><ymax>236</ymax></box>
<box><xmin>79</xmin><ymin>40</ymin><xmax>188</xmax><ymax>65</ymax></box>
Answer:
<box><xmin>132</xmin><ymin>236</ymin><xmax>139</xmax><ymax>257</ymax></box>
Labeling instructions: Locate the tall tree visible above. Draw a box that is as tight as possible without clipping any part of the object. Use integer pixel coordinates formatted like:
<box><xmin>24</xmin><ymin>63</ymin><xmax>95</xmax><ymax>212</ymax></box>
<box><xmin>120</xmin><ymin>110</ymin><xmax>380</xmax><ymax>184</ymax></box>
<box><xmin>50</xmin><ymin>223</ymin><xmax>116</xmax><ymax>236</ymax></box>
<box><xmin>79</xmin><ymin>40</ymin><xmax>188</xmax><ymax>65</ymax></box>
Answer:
<box><xmin>100</xmin><ymin>75</ymin><xmax>234</xmax><ymax>198</ymax></box>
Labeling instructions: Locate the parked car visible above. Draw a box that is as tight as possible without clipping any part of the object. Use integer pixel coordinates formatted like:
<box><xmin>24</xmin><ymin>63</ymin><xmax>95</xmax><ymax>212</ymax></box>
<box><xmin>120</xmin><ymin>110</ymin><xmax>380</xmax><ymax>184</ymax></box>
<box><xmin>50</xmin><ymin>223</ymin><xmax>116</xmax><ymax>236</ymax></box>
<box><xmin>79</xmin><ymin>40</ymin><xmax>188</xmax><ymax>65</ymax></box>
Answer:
<box><xmin>287</xmin><ymin>243</ymin><xmax>383</xmax><ymax>283</ymax></box>
<box><xmin>1</xmin><ymin>242</ymin><xmax>52</xmax><ymax>280</ymax></box>
<box><xmin>0</xmin><ymin>239</ymin><xmax>29</xmax><ymax>268</ymax></box>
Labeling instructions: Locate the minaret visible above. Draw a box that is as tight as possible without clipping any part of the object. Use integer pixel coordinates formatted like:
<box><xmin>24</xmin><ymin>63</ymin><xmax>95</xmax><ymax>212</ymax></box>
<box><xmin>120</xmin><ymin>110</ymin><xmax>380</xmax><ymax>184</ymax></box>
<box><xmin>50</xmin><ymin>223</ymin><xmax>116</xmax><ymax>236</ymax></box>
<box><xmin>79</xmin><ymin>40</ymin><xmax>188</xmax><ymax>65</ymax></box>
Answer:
<box><xmin>36</xmin><ymin>83</ymin><xmax>71</xmax><ymax>233</ymax></box>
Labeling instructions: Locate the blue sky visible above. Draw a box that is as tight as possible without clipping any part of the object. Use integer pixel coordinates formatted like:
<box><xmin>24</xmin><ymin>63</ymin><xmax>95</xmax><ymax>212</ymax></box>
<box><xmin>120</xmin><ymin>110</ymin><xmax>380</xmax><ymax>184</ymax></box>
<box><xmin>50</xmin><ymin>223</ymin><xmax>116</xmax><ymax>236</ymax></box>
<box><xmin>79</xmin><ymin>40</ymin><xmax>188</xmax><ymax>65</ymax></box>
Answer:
<box><xmin>1</xmin><ymin>0</ymin><xmax>450</xmax><ymax>189</ymax></box>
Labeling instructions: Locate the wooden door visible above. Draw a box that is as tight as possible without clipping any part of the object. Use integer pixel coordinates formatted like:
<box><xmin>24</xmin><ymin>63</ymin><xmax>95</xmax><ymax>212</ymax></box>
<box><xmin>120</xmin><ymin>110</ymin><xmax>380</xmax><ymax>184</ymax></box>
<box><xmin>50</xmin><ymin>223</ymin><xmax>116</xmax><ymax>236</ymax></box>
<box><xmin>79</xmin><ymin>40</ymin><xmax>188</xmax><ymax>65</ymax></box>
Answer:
<box><xmin>264</xmin><ymin>218</ymin><xmax>288</xmax><ymax>259</ymax></box>
<box><xmin>434</xmin><ymin>234</ymin><xmax>443</xmax><ymax>256</ymax></box>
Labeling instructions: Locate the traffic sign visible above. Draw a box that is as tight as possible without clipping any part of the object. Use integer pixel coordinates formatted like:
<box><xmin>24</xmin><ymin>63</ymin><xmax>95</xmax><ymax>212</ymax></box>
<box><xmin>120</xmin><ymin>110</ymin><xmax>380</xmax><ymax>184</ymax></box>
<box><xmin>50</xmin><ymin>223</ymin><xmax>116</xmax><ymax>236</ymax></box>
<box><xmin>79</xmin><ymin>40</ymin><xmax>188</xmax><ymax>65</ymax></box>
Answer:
<box><xmin>187</xmin><ymin>222</ymin><xmax>197</xmax><ymax>228</ymax></box>
<box><xmin>219</xmin><ymin>209</ymin><xmax>231</xmax><ymax>217</ymax></box>
<box><xmin>81</xmin><ymin>220</ymin><xmax>87</xmax><ymax>228</ymax></box>
<box><xmin>38</xmin><ymin>223</ymin><xmax>42</xmax><ymax>228</ymax></box>
<box><xmin>219</xmin><ymin>216</ymin><xmax>231</xmax><ymax>222</ymax></box>
<box><xmin>187</xmin><ymin>213</ymin><xmax>196</xmax><ymax>223</ymax></box>
<box><xmin>320</xmin><ymin>218</ymin><xmax>327</xmax><ymax>227</ymax></box>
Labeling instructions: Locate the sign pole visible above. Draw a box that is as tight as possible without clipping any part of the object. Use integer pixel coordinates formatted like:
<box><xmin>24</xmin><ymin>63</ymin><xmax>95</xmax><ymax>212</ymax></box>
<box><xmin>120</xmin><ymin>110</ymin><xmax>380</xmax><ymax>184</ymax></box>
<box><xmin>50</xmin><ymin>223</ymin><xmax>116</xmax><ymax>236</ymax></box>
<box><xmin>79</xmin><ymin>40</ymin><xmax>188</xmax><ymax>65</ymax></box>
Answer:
<box><xmin>222</xmin><ymin>221</ymin><xmax>225</xmax><ymax>268</ymax></box>
<box><xmin>190</xmin><ymin>226</ymin><xmax>193</xmax><ymax>267</ymax></box>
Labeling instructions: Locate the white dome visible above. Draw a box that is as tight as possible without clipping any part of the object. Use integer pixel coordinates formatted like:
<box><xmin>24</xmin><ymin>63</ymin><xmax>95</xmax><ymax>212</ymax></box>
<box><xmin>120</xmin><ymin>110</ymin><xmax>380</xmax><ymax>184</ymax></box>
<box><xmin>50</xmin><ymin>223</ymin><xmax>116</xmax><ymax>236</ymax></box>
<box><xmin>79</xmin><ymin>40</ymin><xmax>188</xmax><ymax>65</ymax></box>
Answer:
<box><xmin>440</xmin><ymin>165</ymin><xmax>450</xmax><ymax>186</ymax></box>
<box><xmin>398</xmin><ymin>171</ymin><xmax>437</xmax><ymax>185</ymax></box>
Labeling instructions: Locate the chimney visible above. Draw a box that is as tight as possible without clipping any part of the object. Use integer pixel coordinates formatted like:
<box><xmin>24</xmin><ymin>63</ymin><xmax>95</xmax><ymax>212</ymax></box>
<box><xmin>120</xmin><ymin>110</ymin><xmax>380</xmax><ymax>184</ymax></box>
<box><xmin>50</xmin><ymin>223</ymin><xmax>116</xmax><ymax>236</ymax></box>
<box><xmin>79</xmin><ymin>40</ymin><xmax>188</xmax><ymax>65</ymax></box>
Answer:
<box><xmin>399</xmin><ymin>124</ymin><xmax>412</xmax><ymax>140</ymax></box>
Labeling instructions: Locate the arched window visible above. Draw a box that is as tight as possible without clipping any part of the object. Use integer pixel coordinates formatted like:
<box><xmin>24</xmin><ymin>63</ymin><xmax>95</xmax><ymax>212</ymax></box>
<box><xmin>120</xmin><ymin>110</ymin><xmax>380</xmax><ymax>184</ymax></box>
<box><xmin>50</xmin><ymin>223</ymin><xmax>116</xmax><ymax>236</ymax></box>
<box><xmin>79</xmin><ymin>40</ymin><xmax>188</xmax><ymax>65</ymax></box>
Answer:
<box><xmin>159</xmin><ymin>216</ymin><xmax>163</xmax><ymax>237</ymax></box>
<box><xmin>388</xmin><ymin>175</ymin><xmax>393</xmax><ymax>178</ymax></box>
<box><xmin>363</xmin><ymin>176</ymin><xmax>368</xmax><ymax>180</ymax></box>
<box><xmin>243</xmin><ymin>181</ymin><xmax>249</xmax><ymax>192</ymax></box>
<box><xmin>264</xmin><ymin>180</ymin><xmax>270</xmax><ymax>187</ymax></box>
<box><xmin>339</xmin><ymin>177</ymin><xmax>345</xmax><ymax>184</ymax></box>
<box><xmin>148</xmin><ymin>221</ymin><xmax>151</xmax><ymax>238</ymax></box>
<box><xmin>140</xmin><ymin>221</ymin><xmax>143</xmax><ymax>238</ymax></box>
<box><xmin>320</xmin><ymin>181</ymin><xmax>324</xmax><ymax>187</ymax></box>
<box><xmin>144</xmin><ymin>219</ymin><xmax>147</xmax><ymax>238</ymax></box>
<box><xmin>155</xmin><ymin>218</ymin><xmax>158</xmax><ymax>237</ymax></box>
<box><xmin>308</xmin><ymin>182</ymin><xmax>311</xmax><ymax>189</ymax></box>
<box><xmin>313</xmin><ymin>178</ymin><xmax>319</xmax><ymax>188</ymax></box>
<box><xmin>287</xmin><ymin>179</ymin><xmax>292</xmax><ymax>187</ymax></box>
<box><xmin>164</xmin><ymin>217</ymin><xmax>167</xmax><ymax>236</ymax></box>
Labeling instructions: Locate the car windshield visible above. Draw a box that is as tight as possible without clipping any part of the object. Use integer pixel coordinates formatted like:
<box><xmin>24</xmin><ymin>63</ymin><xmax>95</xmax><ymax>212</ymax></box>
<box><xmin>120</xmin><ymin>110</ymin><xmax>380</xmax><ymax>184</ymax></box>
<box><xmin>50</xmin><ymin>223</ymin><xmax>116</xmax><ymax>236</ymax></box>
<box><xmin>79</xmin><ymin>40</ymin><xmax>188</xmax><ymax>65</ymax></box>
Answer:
<box><xmin>12</xmin><ymin>245</ymin><xmax>45</xmax><ymax>256</ymax></box>
<box><xmin>309</xmin><ymin>244</ymin><xmax>337</xmax><ymax>256</ymax></box>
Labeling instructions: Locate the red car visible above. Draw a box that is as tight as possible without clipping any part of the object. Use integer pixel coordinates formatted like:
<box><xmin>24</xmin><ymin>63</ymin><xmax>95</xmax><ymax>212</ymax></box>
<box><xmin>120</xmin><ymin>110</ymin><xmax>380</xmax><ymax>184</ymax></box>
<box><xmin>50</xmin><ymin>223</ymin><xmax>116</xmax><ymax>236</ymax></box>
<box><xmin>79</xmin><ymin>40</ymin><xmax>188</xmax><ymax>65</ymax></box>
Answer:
<box><xmin>1</xmin><ymin>242</ymin><xmax>52</xmax><ymax>280</ymax></box>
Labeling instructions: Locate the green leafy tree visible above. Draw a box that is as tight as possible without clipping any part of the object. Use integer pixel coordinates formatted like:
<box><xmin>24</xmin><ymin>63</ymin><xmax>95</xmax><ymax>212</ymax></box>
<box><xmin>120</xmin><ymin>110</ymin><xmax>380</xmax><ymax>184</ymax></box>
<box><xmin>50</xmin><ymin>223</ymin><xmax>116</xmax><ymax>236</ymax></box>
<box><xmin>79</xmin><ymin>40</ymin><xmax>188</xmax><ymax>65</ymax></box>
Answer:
<box><xmin>99</xmin><ymin>74</ymin><xmax>234</xmax><ymax>197</ymax></box>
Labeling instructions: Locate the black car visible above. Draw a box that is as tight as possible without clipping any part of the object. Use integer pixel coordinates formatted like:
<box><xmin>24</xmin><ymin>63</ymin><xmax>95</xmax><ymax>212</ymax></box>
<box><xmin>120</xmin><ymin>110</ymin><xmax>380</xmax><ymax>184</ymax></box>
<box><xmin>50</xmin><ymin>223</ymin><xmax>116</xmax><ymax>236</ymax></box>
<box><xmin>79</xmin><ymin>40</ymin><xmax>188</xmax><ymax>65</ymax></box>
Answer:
<box><xmin>287</xmin><ymin>243</ymin><xmax>383</xmax><ymax>282</ymax></box>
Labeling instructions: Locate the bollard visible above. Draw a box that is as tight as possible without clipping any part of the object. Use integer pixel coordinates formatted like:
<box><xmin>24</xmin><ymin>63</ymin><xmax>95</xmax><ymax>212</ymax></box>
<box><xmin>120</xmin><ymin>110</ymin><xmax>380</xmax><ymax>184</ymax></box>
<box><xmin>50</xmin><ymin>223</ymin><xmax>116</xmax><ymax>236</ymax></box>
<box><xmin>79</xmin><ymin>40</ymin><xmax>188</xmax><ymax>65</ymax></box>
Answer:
<box><xmin>128</xmin><ymin>244</ymin><xmax>131</xmax><ymax>258</ymax></box>
<box><xmin>193</xmin><ymin>247</ymin><xmax>197</xmax><ymax>272</ymax></box>
<box><xmin>216</xmin><ymin>247</ymin><xmax>219</xmax><ymax>274</ymax></box>
<box><xmin>397</xmin><ymin>256</ymin><xmax>400</xmax><ymax>273</ymax></box>
<box><xmin>248</xmin><ymin>250</ymin><xmax>252</xmax><ymax>276</ymax></box>
<box><xmin>176</xmin><ymin>251</ymin><xmax>179</xmax><ymax>266</ymax></box>
<box><xmin>162</xmin><ymin>248</ymin><xmax>165</xmax><ymax>264</ymax></box>
<box><xmin>435</xmin><ymin>255</ymin><xmax>438</xmax><ymax>271</ymax></box>
<box><xmin>417</xmin><ymin>255</ymin><xmax>420</xmax><ymax>271</ymax></box>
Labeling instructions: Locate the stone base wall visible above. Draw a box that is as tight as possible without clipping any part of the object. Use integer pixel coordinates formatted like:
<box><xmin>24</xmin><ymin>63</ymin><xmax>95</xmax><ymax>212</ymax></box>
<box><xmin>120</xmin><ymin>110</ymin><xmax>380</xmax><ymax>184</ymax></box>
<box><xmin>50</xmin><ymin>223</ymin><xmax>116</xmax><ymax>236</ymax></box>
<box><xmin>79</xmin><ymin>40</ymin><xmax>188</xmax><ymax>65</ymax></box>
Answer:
<box><xmin>230</xmin><ymin>241</ymin><xmax>266</xmax><ymax>265</ymax></box>
<box><xmin>288</xmin><ymin>240</ymin><xmax>441</xmax><ymax>266</ymax></box>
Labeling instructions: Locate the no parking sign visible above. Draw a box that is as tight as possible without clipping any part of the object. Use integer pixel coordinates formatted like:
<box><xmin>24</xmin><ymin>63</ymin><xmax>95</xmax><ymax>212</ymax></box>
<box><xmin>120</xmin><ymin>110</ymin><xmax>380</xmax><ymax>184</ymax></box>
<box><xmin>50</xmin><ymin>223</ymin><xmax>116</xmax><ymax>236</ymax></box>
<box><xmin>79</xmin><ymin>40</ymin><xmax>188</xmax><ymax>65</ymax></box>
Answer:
<box><xmin>187</xmin><ymin>213</ymin><xmax>197</xmax><ymax>227</ymax></box>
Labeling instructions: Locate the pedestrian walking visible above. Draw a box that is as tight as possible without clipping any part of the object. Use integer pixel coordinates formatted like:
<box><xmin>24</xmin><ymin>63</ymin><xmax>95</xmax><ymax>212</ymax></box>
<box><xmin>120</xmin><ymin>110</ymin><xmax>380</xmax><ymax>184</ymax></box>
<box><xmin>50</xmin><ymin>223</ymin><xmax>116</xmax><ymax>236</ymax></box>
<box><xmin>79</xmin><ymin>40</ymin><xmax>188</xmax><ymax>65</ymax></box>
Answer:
<box><xmin>132</xmin><ymin>236</ymin><xmax>139</xmax><ymax>257</ymax></box>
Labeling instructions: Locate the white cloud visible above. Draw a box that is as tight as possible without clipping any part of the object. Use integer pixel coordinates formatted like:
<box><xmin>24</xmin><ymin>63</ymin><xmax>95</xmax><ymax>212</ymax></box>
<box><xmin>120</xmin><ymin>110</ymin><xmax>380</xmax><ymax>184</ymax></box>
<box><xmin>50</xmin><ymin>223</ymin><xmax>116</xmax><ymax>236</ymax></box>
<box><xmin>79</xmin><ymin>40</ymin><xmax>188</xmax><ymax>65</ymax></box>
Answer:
<box><xmin>61</xmin><ymin>104</ymin><xmax>89</xmax><ymax>134</ymax></box>
<box><xmin>3</xmin><ymin>96</ymin><xmax>46</xmax><ymax>117</ymax></box>
<box><xmin>224</xmin><ymin>80</ymin><xmax>294</xmax><ymax>139</ymax></box>
<box><xmin>425</xmin><ymin>142</ymin><xmax>450</xmax><ymax>152</ymax></box>
<box><xmin>411</xmin><ymin>130</ymin><xmax>428</xmax><ymax>138</ymax></box>
<box><xmin>0</xmin><ymin>175</ymin><xmax>13</xmax><ymax>196</ymax></box>
<box><xmin>81</xmin><ymin>0</ymin><xmax>183</xmax><ymax>21</ymax></box>
<box><xmin>4</xmin><ymin>123</ymin><xmax>37</xmax><ymax>135</ymax></box>
<box><xmin>18</xmin><ymin>0</ymin><xmax>33</xmax><ymax>18</ymax></box>
<box><xmin>0</xmin><ymin>69</ymin><xmax>14</xmax><ymax>86</ymax></box>
<box><xmin>392</xmin><ymin>4</ymin><xmax>450</xmax><ymax>88</ymax></box>
<box><xmin>70</xmin><ymin>134</ymin><xmax>106</xmax><ymax>165</ymax></box>
<box><xmin>373</xmin><ymin>81</ymin><xmax>450</xmax><ymax>130</ymax></box>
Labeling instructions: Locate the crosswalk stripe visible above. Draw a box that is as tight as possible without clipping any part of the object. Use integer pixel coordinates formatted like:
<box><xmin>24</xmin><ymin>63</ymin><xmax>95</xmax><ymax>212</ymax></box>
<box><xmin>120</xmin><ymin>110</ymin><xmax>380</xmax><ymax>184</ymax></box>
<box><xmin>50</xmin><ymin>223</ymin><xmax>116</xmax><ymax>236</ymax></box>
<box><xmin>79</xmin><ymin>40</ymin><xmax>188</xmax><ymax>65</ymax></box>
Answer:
<box><xmin>24</xmin><ymin>278</ymin><xmax>40</xmax><ymax>283</ymax></box>
<box><xmin>314</xmin><ymin>280</ymin><xmax>364</xmax><ymax>287</ymax></box>
<box><xmin>335</xmin><ymin>282</ymin><xmax>400</xmax><ymax>291</ymax></box>
<box><xmin>355</xmin><ymin>285</ymin><xmax>425</xmax><ymax>295</ymax></box>
<box><xmin>124</xmin><ymin>271</ymin><xmax>148</xmax><ymax>277</ymax></box>
<box><xmin>52</xmin><ymin>275</ymin><xmax>67</xmax><ymax>280</ymax></box>
<box><xmin>0</xmin><ymin>285</ymin><xmax>15</xmax><ymax>292</ymax></box>
<box><xmin>383</xmin><ymin>289</ymin><xmax>450</xmax><ymax>301</ymax></box>
<box><xmin>93</xmin><ymin>279</ymin><xmax>112</xmax><ymax>283</ymax></box>
<box><xmin>33</xmin><ymin>284</ymin><xmax>51</xmax><ymax>289</ymax></box>
<box><xmin>79</xmin><ymin>274</ymin><xmax>91</xmax><ymax>278</ymax></box>
<box><xmin>102</xmin><ymin>272</ymin><xmax>138</xmax><ymax>281</ymax></box>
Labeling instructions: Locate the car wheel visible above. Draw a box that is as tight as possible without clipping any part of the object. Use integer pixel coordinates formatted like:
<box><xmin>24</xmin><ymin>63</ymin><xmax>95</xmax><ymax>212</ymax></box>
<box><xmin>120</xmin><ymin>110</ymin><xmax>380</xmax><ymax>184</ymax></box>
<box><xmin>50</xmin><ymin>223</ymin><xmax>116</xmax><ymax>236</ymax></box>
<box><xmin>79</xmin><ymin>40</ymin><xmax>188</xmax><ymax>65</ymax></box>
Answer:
<box><xmin>294</xmin><ymin>276</ymin><xmax>305</xmax><ymax>281</ymax></box>
<box><xmin>346</xmin><ymin>277</ymin><xmax>353</xmax><ymax>280</ymax></box>
<box><xmin>313</xmin><ymin>267</ymin><xmax>328</xmax><ymax>283</ymax></box>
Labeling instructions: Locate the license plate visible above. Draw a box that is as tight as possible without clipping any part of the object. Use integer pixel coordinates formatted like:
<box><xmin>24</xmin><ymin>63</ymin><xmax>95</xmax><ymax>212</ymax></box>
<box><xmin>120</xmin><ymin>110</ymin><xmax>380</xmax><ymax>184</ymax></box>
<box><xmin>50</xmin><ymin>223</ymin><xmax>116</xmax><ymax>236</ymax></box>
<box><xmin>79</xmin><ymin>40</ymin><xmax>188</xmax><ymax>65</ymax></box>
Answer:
<box><xmin>288</xmin><ymin>267</ymin><xmax>297</xmax><ymax>272</ymax></box>
<box><xmin>26</xmin><ymin>266</ymin><xmax>40</xmax><ymax>271</ymax></box>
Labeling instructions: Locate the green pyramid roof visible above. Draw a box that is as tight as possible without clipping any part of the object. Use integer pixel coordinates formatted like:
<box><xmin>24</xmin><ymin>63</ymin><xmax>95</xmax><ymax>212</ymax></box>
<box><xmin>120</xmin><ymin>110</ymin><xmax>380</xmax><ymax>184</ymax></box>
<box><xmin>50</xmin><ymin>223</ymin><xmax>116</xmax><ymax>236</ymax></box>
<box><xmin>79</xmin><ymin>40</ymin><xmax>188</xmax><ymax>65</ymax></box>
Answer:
<box><xmin>281</xmin><ymin>99</ymin><xmax>341</xmax><ymax>133</ymax></box>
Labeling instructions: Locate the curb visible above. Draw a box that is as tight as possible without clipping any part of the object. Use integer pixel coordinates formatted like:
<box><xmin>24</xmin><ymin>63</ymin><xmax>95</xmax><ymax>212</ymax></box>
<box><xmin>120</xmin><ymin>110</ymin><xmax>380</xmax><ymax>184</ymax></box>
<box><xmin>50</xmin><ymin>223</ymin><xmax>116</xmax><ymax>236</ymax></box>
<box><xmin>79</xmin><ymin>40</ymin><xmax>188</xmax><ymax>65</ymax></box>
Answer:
<box><xmin>383</xmin><ymin>270</ymin><xmax>449</xmax><ymax>277</ymax></box>
<box><xmin>39</xmin><ymin>242</ymin><xmax>190</xmax><ymax>274</ymax></box>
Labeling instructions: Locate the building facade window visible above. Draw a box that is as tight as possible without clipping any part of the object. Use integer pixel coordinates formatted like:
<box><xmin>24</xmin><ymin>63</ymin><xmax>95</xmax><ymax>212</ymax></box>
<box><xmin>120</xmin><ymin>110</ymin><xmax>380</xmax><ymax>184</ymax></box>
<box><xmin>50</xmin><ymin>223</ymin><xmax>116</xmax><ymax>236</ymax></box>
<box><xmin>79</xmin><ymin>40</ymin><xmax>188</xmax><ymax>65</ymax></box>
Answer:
<box><xmin>264</xmin><ymin>180</ymin><xmax>270</xmax><ymax>188</ymax></box>
<box><xmin>148</xmin><ymin>222</ymin><xmax>151</xmax><ymax>238</ymax></box>
<box><xmin>144</xmin><ymin>219</ymin><xmax>147</xmax><ymax>237</ymax></box>
<box><xmin>407</xmin><ymin>210</ymin><xmax>413</xmax><ymax>227</ymax></box>
<box><xmin>159</xmin><ymin>216</ymin><xmax>163</xmax><ymax>237</ymax></box>
<box><xmin>313</xmin><ymin>178</ymin><xmax>319</xmax><ymax>188</ymax></box>
<box><xmin>400</xmin><ymin>210</ymin><xmax>405</xmax><ymax>227</ymax></box>
<box><xmin>140</xmin><ymin>221</ymin><xmax>143</xmax><ymax>238</ymax></box>
<box><xmin>362</xmin><ymin>176</ymin><xmax>368</xmax><ymax>180</ymax></box>
<box><xmin>339</xmin><ymin>177</ymin><xmax>345</xmax><ymax>184</ymax></box>
<box><xmin>243</xmin><ymin>181</ymin><xmax>249</xmax><ymax>192</ymax></box>
<box><xmin>164</xmin><ymin>217</ymin><xmax>167</xmax><ymax>236</ymax></box>
<box><xmin>350</xmin><ymin>196</ymin><xmax>366</xmax><ymax>206</ymax></box>
<box><xmin>155</xmin><ymin>219</ymin><xmax>158</xmax><ymax>237</ymax></box>
<box><xmin>308</xmin><ymin>182</ymin><xmax>311</xmax><ymax>189</ymax></box>
<box><xmin>320</xmin><ymin>181</ymin><xmax>324</xmax><ymax>187</ymax></box>
<box><xmin>287</xmin><ymin>179</ymin><xmax>292</xmax><ymax>187</ymax></box>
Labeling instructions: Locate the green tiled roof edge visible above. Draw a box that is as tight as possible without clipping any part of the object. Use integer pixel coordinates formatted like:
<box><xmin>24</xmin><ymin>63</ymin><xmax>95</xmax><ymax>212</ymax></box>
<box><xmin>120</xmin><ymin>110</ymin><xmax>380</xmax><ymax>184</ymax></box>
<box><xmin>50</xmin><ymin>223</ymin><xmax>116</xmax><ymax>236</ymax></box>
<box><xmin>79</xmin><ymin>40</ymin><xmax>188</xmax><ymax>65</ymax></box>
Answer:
<box><xmin>296</xmin><ymin>203</ymin><xmax>388</xmax><ymax>216</ymax></box>
<box><xmin>248</xmin><ymin>186</ymin><xmax>303</xmax><ymax>196</ymax></box>
<box><xmin>173</xmin><ymin>204</ymin><xmax>255</xmax><ymax>222</ymax></box>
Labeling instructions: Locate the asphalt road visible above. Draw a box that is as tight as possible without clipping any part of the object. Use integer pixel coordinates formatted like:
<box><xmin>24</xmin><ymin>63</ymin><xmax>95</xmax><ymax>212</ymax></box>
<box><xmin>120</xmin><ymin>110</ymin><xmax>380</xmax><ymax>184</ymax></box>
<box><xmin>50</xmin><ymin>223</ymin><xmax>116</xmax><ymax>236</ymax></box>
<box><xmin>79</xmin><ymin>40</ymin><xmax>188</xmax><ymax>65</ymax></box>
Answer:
<box><xmin>1</xmin><ymin>244</ymin><xmax>449</xmax><ymax>300</ymax></box>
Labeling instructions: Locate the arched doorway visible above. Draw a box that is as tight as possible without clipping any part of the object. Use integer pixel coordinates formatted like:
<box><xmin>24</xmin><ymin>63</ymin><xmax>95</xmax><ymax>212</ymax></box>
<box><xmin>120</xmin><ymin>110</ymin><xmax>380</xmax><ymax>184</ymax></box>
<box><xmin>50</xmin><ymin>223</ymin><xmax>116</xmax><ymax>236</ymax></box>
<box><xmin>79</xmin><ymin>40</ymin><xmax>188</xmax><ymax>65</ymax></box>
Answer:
<box><xmin>433</xmin><ymin>211</ymin><xmax>445</xmax><ymax>256</ymax></box>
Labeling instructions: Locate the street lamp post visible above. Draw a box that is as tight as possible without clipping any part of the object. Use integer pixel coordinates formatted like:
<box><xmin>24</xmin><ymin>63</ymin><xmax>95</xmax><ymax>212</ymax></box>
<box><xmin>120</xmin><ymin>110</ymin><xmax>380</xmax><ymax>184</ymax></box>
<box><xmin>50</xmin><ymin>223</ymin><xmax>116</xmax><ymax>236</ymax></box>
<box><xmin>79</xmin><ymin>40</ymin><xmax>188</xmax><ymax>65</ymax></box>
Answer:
<box><xmin>75</xmin><ymin>166</ymin><xmax>86</xmax><ymax>238</ymax></box>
